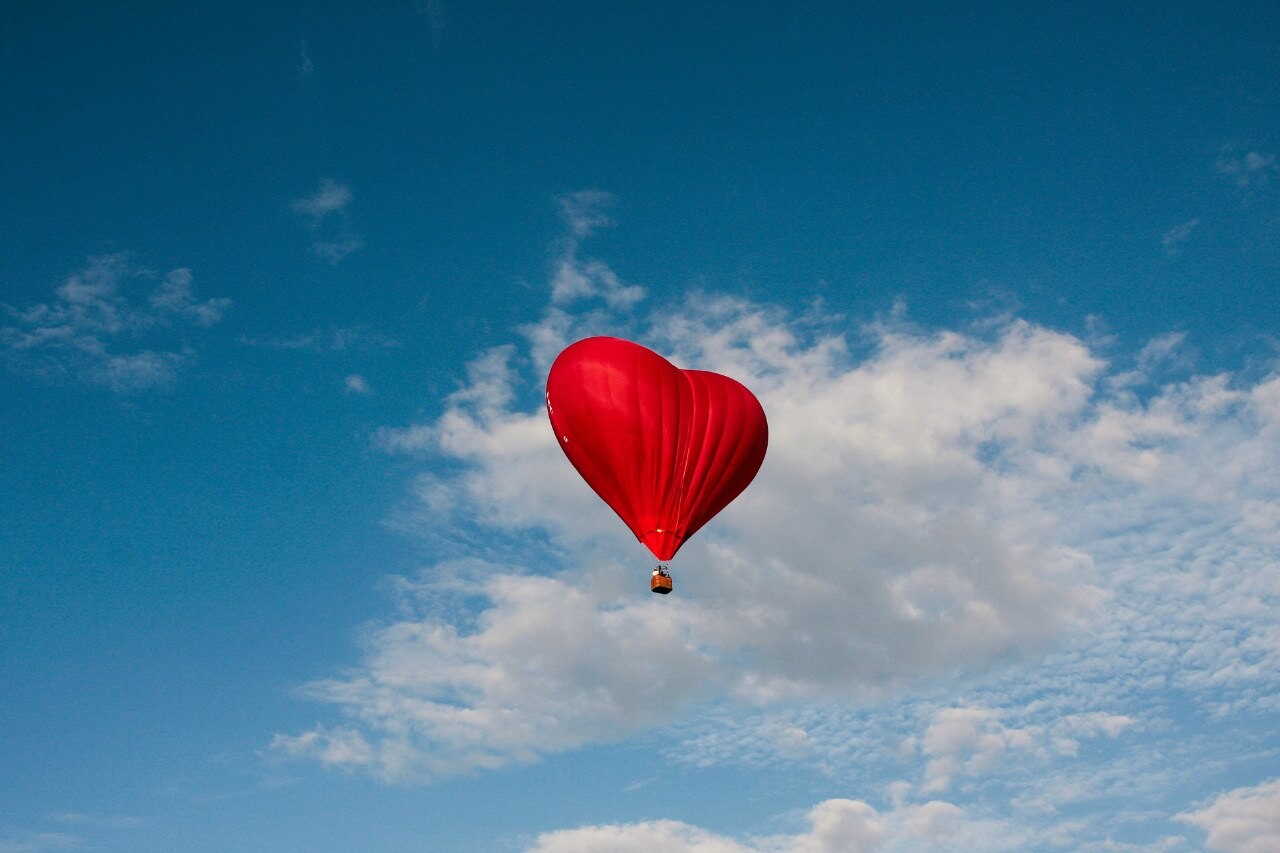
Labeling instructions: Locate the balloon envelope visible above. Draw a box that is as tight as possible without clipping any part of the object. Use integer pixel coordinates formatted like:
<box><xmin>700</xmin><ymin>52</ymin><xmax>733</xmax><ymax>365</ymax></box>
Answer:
<box><xmin>546</xmin><ymin>336</ymin><xmax>768</xmax><ymax>561</ymax></box>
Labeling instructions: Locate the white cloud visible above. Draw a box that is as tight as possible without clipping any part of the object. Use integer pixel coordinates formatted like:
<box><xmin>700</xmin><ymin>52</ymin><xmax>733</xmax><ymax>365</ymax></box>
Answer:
<box><xmin>899</xmin><ymin>706</ymin><xmax>1138</xmax><ymax>794</ymax></box>
<box><xmin>277</xmin><ymin>195</ymin><xmax>1280</xmax><ymax>849</ymax></box>
<box><xmin>558</xmin><ymin>189</ymin><xmax>615</xmax><ymax>238</ymax></box>
<box><xmin>1216</xmin><ymin>148</ymin><xmax>1277</xmax><ymax>190</ymax></box>
<box><xmin>276</xmin><ymin>566</ymin><xmax>726</xmax><ymax>781</ymax></box>
<box><xmin>282</xmin><ymin>298</ymin><xmax>1236</xmax><ymax>780</ymax></box>
<box><xmin>550</xmin><ymin>255</ymin><xmax>645</xmax><ymax>309</ymax></box>
<box><xmin>1178</xmin><ymin>778</ymin><xmax>1280</xmax><ymax>853</ymax></box>
<box><xmin>344</xmin><ymin>374</ymin><xmax>372</xmax><ymax>394</ymax></box>
<box><xmin>149</xmin><ymin>268</ymin><xmax>231</xmax><ymax>327</ymax></box>
<box><xmin>667</xmin><ymin>362</ymin><xmax>1279</xmax><ymax>776</ymax></box>
<box><xmin>311</xmin><ymin>235</ymin><xmax>365</xmax><ymax>264</ymax></box>
<box><xmin>297</xmin><ymin>36</ymin><xmax>314</xmax><ymax>78</ymax></box>
<box><xmin>87</xmin><ymin>350</ymin><xmax>185</xmax><ymax>393</ymax></box>
<box><xmin>0</xmin><ymin>831</ymin><xmax>81</xmax><ymax>853</ymax></box>
<box><xmin>525</xmin><ymin>797</ymin><xmax>1033</xmax><ymax>853</ymax></box>
<box><xmin>1</xmin><ymin>254</ymin><xmax>230</xmax><ymax>391</ymax></box>
<box><xmin>291</xmin><ymin>178</ymin><xmax>353</xmax><ymax>222</ymax></box>
<box><xmin>271</xmin><ymin>724</ymin><xmax>376</xmax><ymax>769</ymax></box>
<box><xmin>1162</xmin><ymin>219</ymin><xmax>1199</xmax><ymax>256</ymax></box>
<box><xmin>49</xmin><ymin>814</ymin><xmax>144</xmax><ymax>830</ymax></box>
<box><xmin>549</xmin><ymin>191</ymin><xmax>645</xmax><ymax>309</ymax></box>
<box><xmin>918</xmin><ymin>707</ymin><xmax>1036</xmax><ymax>793</ymax></box>
<box><xmin>527</xmin><ymin>819</ymin><xmax>758</xmax><ymax>853</ymax></box>
<box><xmin>292</xmin><ymin>179</ymin><xmax>362</xmax><ymax>263</ymax></box>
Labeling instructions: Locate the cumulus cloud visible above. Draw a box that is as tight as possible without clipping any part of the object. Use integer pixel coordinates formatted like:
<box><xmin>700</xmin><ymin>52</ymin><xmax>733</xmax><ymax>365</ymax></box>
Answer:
<box><xmin>345</xmin><ymin>373</ymin><xmax>372</xmax><ymax>394</ymax></box>
<box><xmin>337</xmin><ymin>311</ymin><xmax>1108</xmax><ymax>776</ymax></box>
<box><xmin>276</xmin><ymin>191</ymin><xmax>1280</xmax><ymax>853</ymax></box>
<box><xmin>895</xmin><ymin>705</ymin><xmax>1137</xmax><ymax>794</ymax></box>
<box><xmin>273</xmin><ymin>565</ymin><xmax>726</xmax><ymax>780</ymax></box>
<box><xmin>526</xmin><ymin>797</ymin><xmax>1032</xmax><ymax>853</ymax></box>
<box><xmin>528</xmin><ymin>797</ymin><xmax>1198</xmax><ymax>853</ymax></box>
<box><xmin>279</xmin><ymin>294</ymin><xmax>1274</xmax><ymax>780</ymax></box>
<box><xmin>667</xmin><ymin>362</ymin><xmax>1279</xmax><ymax>774</ymax></box>
<box><xmin>549</xmin><ymin>190</ymin><xmax>645</xmax><ymax>309</ymax></box>
<box><xmin>1</xmin><ymin>254</ymin><xmax>230</xmax><ymax>391</ymax></box>
<box><xmin>917</xmin><ymin>707</ymin><xmax>1037</xmax><ymax>793</ymax></box>
<box><xmin>1178</xmin><ymin>778</ymin><xmax>1280</xmax><ymax>853</ymax></box>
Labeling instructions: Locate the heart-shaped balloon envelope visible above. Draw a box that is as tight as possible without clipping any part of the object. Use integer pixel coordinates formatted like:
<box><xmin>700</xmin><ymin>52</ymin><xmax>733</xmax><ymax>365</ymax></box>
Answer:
<box><xmin>546</xmin><ymin>336</ymin><xmax>768</xmax><ymax>561</ymax></box>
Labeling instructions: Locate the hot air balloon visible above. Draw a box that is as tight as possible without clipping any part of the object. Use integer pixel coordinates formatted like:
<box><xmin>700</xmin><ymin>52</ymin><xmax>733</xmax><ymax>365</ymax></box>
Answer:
<box><xmin>546</xmin><ymin>336</ymin><xmax>768</xmax><ymax>594</ymax></box>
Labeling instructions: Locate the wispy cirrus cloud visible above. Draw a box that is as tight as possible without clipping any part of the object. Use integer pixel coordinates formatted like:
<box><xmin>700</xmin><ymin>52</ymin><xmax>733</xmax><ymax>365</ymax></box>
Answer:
<box><xmin>49</xmin><ymin>814</ymin><xmax>144</xmax><ymax>831</ymax></box>
<box><xmin>239</xmin><ymin>326</ymin><xmax>400</xmax><ymax>352</ymax></box>
<box><xmin>1162</xmin><ymin>218</ymin><xmax>1199</xmax><ymax>256</ymax></box>
<box><xmin>297</xmin><ymin>36</ymin><xmax>314</xmax><ymax>79</ymax></box>
<box><xmin>0</xmin><ymin>813</ymin><xmax>144</xmax><ymax>853</ymax></box>
<box><xmin>1</xmin><ymin>254</ymin><xmax>231</xmax><ymax>392</ymax></box>
<box><xmin>291</xmin><ymin>178</ymin><xmax>352</xmax><ymax>223</ymax></box>
<box><xmin>412</xmin><ymin>0</ymin><xmax>447</xmax><ymax>47</ymax></box>
<box><xmin>0</xmin><ymin>830</ymin><xmax>82</xmax><ymax>852</ymax></box>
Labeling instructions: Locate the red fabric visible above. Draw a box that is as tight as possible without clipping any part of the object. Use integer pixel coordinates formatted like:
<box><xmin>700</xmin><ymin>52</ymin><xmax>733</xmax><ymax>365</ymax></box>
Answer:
<box><xmin>546</xmin><ymin>337</ymin><xmax>768</xmax><ymax>561</ymax></box>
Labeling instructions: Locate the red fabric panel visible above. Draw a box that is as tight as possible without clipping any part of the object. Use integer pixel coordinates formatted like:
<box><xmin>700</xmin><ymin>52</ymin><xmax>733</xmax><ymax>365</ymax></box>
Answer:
<box><xmin>546</xmin><ymin>337</ymin><xmax>768</xmax><ymax>561</ymax></box>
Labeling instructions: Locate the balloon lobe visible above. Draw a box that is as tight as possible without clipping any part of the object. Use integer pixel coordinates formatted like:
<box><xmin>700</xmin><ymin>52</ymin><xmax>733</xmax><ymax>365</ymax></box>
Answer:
<box><xmin>546</xmin><ymin>336</ymin><xmax>768</xmax><ymax>561</ymax></box>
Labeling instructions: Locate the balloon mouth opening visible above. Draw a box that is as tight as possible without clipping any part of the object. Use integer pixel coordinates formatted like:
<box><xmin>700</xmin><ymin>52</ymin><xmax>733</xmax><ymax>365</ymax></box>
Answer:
<box><xmin>639</xmin><ymin>528</ymin><xmax>685</xmax><ymax>562</ymax></box>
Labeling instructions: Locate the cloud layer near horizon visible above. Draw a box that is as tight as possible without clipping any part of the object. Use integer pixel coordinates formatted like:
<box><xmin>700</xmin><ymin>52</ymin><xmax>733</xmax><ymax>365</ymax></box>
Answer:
<box><xmin>527</xmin><ymin>774</ymin><xmax>1280</xmax><ymax>853</ymax></box>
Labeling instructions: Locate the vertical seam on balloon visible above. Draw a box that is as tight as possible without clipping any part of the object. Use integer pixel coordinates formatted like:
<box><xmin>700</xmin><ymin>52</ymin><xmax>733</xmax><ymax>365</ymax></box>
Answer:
<box><xmin>686</xmin><ymin>375</ymin><xmax>725</xmax><ymax>539</ymax></box>
<box><xmin>675</xmin><ymin>374</ymin><xmax>701</xmax><ymax>539</ymax></box>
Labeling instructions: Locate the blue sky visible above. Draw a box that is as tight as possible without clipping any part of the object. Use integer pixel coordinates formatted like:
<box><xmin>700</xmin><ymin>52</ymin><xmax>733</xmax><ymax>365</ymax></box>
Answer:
<box><xmin>2</xmin><ymin>2</ymin><xmax>1279</xmax><ymax>851</ymax></box>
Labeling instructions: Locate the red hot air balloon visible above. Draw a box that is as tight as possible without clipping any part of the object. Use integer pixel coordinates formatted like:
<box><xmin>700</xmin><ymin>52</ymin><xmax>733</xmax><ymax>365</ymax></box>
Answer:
<box><xmin>546</xmin><ymin>337</ymin><xmax>768</xmax><ymax>593</ymax></box>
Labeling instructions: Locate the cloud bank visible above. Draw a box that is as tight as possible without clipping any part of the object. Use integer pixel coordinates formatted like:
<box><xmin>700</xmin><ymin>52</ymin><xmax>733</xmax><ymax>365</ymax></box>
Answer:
<box><xmin>525</xmin><ymin>797</ymin><xmax>1035</xmax><ymax>853</ymax></box>
<box><xmin>275</xmin><ymin>195</ymin><xmax>1279</xmax><ymax>850</ymax></box>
